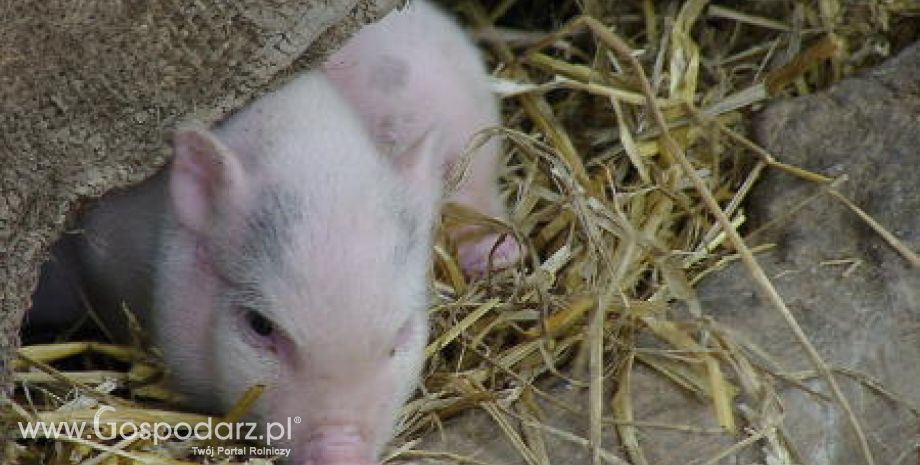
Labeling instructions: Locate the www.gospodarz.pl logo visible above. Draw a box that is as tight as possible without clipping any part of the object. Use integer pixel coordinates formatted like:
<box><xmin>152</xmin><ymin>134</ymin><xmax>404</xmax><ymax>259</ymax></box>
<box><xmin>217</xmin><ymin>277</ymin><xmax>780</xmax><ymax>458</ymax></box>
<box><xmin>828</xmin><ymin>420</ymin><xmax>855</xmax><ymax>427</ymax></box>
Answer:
<box><xmin>17</xmin><ymin>405</ymin><xmax>301</xmax><ymax>448</ymax></box>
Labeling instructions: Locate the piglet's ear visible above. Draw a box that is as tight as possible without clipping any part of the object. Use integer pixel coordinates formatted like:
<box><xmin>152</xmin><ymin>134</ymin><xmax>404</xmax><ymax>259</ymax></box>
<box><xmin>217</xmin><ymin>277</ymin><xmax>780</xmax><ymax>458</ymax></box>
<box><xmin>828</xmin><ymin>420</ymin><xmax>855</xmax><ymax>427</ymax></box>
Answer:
<box><xmin>170</xmin><ymin>127</ymin><xmax>246</xmax><ymax>235</ymax></box>
<box><xmin>392</xmin><ymin>129</ymin><xmax>444</xmax><ymax>209</ymax></box>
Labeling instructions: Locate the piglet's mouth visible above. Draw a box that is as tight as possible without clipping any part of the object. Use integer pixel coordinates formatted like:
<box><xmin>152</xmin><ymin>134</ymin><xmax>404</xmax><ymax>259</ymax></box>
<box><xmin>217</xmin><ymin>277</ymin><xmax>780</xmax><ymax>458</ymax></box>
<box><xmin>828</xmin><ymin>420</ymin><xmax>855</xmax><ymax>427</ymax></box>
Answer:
<box><xmin>294</xmin><ymin>426</ymin><xmax>376</xmax><ymax>465</ymax></box>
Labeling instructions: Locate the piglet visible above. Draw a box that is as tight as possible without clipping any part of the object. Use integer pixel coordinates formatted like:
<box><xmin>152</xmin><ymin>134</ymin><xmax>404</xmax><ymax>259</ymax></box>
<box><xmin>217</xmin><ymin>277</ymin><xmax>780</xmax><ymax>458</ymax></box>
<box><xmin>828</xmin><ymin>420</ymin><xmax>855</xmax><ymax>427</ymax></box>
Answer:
<box><xmin>157</xmin><ymin>72</ymin><xmax>437</xmax><ymax>464</ymax></box>
<box><xmin>324</xmin><ymin>0</ymin><xmax>520</xmax><ymax>274</ymax></box>
<box><xmin>37</xmin><ymin>73</ymin><xmax>435</xmax><ymax>465</ymax></box>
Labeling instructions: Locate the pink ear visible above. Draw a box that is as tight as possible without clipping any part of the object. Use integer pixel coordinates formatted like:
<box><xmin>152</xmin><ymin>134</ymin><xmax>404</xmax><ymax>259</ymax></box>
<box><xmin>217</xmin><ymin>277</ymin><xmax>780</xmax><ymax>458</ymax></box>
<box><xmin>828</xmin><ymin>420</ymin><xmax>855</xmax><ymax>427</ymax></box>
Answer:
<box><xmin>170</xmin><ymin>127</ymin><xmax>246</xmax><ymax>235</ymax></box>
<box><xmin>392</xmin><ymin>129</ymin><xmax>444</xmax><ymax>208</ymax></box>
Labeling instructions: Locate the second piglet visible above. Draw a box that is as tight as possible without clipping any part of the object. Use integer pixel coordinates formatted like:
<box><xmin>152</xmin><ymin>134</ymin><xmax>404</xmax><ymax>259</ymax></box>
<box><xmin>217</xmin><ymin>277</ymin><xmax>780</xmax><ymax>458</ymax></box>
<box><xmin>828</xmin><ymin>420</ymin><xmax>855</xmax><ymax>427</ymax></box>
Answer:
<box><xmin>324</xmin><ymin>0</ymin><xmax>520</xmax><ymax>274</ymax></box>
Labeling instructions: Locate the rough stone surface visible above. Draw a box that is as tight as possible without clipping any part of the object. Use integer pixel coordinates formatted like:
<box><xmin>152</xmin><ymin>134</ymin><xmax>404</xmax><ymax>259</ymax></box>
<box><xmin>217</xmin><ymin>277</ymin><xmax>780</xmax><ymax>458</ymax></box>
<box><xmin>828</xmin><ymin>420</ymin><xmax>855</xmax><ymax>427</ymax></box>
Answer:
<box><xmin>702</xmin><ymin>39</ymin><xmax>920</xmax><ymax>465</ymax></box>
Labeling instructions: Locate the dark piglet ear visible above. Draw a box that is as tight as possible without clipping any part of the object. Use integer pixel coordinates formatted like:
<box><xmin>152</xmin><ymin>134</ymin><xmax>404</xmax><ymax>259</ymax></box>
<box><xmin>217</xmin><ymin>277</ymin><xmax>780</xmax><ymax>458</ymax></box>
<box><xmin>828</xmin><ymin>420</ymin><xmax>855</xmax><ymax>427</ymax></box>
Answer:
<box><xmin>170</xmin><ymin>127</ymin><xmax>247</xmax><ymax>235</ymax></box>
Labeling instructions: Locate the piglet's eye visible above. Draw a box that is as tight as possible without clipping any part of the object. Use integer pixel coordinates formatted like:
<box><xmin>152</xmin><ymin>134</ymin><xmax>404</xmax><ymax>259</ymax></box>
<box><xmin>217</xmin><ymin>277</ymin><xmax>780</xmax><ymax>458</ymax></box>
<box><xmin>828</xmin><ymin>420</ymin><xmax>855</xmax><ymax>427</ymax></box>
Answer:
<box><xmin>245</xmin><ymin>310</ymin><xmax>275</xmax><ymax>337</ymax></box>
<box><xmin>238</xmin><ymin>308</ymin><xmax>287</xmax><ymax>355</ymax></box>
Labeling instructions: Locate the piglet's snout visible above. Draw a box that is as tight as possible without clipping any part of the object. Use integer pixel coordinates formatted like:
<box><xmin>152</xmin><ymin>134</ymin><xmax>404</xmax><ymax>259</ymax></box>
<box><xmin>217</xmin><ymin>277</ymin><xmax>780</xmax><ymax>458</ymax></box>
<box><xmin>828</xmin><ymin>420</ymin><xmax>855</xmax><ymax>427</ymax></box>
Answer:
<box><xmin>296</xmin><ymin>426</ymin><xmax>376</xmax><ymax>465</ymax></box>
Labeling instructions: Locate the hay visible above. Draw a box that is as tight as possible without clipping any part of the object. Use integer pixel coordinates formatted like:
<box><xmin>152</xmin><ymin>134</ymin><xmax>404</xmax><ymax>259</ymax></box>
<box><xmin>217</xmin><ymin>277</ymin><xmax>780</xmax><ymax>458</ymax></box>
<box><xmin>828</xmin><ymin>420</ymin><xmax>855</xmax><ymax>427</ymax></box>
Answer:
<box><xmin>8</xmin><ymin>1</ymin><xmax>919</xmax><ymax>464</ymax></box>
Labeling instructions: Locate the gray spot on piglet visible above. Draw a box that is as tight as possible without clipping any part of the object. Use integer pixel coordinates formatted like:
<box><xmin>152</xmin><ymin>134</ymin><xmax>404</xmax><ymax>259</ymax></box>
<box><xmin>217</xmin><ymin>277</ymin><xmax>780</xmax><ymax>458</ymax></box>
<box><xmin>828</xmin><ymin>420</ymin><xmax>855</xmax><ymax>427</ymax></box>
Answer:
<box><xmin>393</xmin><ymin>204</ymin><xmax>421</xmax><ymax>262</ymax></box>
<box><xmin>369</xmin><ymin>55</ymin><xmax>409</xmax><ymax>92</ymax></box>
<box><xmin>223</xmin><ymin>189</ymin><xmax>305</xmax><ymax>280</ymax></box>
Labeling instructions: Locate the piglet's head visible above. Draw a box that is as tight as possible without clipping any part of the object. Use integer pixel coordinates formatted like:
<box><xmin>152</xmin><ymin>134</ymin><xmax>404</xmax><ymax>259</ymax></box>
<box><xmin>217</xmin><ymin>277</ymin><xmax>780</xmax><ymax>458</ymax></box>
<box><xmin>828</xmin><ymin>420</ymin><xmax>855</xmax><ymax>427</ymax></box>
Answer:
<box><xmin>159</xmin><ymin>77</ymin><xmax>440</xmax><ymax>465</ymax></box>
